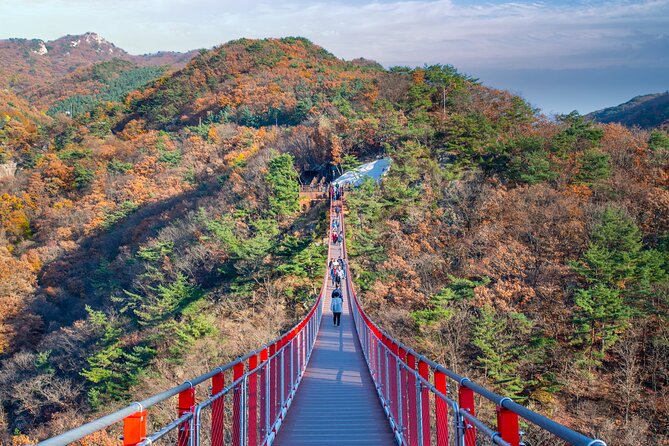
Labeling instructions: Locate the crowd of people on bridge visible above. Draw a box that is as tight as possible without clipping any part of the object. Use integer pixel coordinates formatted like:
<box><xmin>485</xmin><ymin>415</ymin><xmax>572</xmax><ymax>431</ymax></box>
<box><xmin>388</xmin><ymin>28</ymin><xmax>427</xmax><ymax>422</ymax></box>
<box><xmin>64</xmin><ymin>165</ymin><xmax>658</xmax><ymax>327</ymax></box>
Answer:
<box><xmin>331</xmin><ymin>207</ymin><xmax>344</xmax><ymax>246</ymax></box>
<box><xmin>329</xmin><ymin>184</ymin><xmax>347</xmax><ymax>327</ymax></box>
<box><xmin>329</xmin><ymin>183</ymin><xmax>345</xmax><ymax>201</ymax></box>
<box><xmin>329</xmin><ymin>257</ymin><xmax>347</xmax><ymax>287</ymax></box>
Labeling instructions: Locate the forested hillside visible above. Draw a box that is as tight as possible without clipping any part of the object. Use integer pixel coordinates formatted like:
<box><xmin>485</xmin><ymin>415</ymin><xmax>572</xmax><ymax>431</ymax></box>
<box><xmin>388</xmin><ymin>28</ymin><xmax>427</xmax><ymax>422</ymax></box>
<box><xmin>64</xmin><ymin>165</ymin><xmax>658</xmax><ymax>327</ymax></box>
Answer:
<box><xmin>0</xmin><ymin>36</ymin><xmax>667</xmax><ymax>445</ymax></box>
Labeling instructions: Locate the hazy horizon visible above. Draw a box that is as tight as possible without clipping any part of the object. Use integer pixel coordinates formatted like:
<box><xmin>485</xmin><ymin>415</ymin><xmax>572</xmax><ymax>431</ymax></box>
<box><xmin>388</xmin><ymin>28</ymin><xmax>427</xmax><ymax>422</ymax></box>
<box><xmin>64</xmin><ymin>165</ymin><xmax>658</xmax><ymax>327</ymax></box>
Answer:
<box><xmin>1</xmin><ymin>0</ymin><xmax>668</xmax><ymax>114</ymax></box>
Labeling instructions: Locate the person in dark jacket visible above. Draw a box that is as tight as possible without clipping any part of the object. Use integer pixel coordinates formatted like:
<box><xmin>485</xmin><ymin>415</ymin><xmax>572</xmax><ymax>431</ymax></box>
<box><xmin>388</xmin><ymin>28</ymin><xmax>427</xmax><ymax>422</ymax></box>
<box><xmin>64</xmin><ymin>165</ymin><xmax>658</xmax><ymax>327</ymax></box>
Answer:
<box><xmin>331</xmin><ymin>286</ymin><xmax>343</xmax><ymax>326</ymax></box>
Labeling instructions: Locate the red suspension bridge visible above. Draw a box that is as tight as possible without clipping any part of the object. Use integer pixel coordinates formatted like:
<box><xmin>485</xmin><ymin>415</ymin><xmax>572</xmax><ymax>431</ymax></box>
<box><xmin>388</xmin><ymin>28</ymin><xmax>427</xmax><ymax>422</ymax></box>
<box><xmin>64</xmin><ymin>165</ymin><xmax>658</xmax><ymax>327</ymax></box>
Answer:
<box><xmin>36</xmin><ymin>198</ymin><xmax>607</xmax><ymax>446</ymax></box>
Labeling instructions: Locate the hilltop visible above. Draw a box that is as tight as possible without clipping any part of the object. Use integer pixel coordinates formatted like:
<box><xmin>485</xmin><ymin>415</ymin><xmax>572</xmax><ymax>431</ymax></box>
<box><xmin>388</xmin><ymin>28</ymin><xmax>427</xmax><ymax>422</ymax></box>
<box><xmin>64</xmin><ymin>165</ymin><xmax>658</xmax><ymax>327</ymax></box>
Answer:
<box><xmin>121</xmin><ymin>37</ymin><xmax>384</xmax><ymax>130</ymax></box>
<box><xmin>0</xmin><ymin>32</ymin><xmax>196</xmax><ymax>93</ymax></box>
<box><xmin>588</xmin><ymin>91</ymin><xmax>669</xmax><ymax>129</ymax></box>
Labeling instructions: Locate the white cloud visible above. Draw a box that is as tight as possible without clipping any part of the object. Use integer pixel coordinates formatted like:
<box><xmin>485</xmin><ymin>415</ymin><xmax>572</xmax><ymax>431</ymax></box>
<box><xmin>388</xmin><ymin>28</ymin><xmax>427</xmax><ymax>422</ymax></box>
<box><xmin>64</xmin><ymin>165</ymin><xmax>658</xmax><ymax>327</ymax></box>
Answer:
<box><xmin>0</xmin><ymin>0</ymin><xmax>667</xmax><ymax>71</ymax></box>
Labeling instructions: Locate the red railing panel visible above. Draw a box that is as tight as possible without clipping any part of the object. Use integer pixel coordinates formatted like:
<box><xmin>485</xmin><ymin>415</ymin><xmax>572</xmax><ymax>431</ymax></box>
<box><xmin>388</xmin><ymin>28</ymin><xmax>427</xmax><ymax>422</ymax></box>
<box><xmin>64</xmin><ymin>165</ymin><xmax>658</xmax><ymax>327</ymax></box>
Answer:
<box><xmin>248</xmin><ymin>354</ymin><xmax>259</xmax><ymax>446</ymax></box>
<box><xmin>418</xmin><ymin>360</ymin><xmax>430</xmax><ymax>446</ymax></box>
<box><xmin>408</xmin><ymin>353</ymin><xmax>418</xmax><ymax>446</ymax></box>
<box><xmin>459</xmin><ymin>385</ymin><xmax>476</xmax><ymax>446</ymax></box>
<box><xmin>434</xmin><ymin>371</ymin><xmax>448</xmax><ymax>446</ymax></box>
<box><xmin>497</xmin><ymin>405</ymin><xmax>520</xmax><ymax>446</ymax></box>
<box><xmin>211</xmin><ymin>371</ymin><xmax>225</xmax><ymax>446</ymax></box>
<box><xmin>123</xmin><ymin>410</ymin><xmax>147</xmax><ymax>446</ymax></box>
<box><xmin>232</xmin><ymin>362</ymin><xmax>244</xmax><ymax>446</ymax></box>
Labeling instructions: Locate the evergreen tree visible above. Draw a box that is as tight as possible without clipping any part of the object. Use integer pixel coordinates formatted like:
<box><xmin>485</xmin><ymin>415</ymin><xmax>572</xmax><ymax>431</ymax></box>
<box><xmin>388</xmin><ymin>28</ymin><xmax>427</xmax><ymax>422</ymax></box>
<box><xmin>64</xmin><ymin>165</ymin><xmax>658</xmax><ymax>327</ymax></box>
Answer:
<box><xmin>471</xmin><ymin>305</ymin><xmax>533</xmax><ymax>398</ymax></box>
<box><xmin>266</xmin><ymin>153</ymin><xmax>299</xmax><ymax>216</ymax></box>
<box><xmin>571</xmin><ymin>207</ymin><xmax>667</xmax><ymax>362</ymax></box>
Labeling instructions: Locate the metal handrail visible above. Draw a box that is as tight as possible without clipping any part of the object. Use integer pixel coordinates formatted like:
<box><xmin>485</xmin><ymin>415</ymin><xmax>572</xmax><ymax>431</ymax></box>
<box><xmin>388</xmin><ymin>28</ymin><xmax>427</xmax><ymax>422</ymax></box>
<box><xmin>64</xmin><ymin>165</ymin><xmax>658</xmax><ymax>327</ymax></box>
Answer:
<box><xmin>338</xmin><ymin>195</ymin><xmax>607</xmax><ymax>446</ymax></box>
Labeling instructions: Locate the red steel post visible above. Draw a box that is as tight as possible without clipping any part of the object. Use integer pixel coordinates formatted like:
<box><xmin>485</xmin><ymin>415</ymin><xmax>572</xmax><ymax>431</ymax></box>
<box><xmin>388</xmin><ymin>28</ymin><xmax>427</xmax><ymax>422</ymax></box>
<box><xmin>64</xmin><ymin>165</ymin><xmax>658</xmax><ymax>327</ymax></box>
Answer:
<box><xmin>211</xmin><ymin>371</ymin><xmax>225</xmax><ymax>446</ymax></box>
<box><xmin>178</xmin><ymin>387</ymin><xmax>195</xmax><ymax>446</ymax></box>
<box><xmin>418</xmin><ymin>361</ymin><xmax>430</xmax><ymax>446</ymax></box>
<box><xmin>497</xmin><ymin>404</ymin><xmax>521</xmax><ymax>446</ymax></box>
<box><xmin>397</xmin><ymin>346</ymin><xmax>408</xmax><ymax>439</ymax></box>
<box><xmin>269</xmin><ymin>343</ymin><xmax>277</xmax><ymax>421</ymax></box>
<box><xmin>407</xmin><ymin>353</ymin><xmax>418</xmax><ymax>446</ymax></box>
<box><xmin>434</xmin><ymin>371</ymin><xmax>448</xmax><ymax>446</ymax></box>
<box><xmin>260</xmin><ymin>348</ymin><xmax>269</xmax><ymax>440</ymax></box>
<box><xmin>248</xmin><ymin>354</ymin><xmax>259</xmax><ymax>446</ymax></box>
<box><xmin>123</xmin><ymin>410</ymin><xmax>147</xmax><ymax>446</ymax></box>
<box><xmin>459</xmin><ymin>385</ymin><xmax>477</xmax><ymax>446</ymax></box>
<box><xmin>232</xmin><ymin>362</ymin><xmax>245</xmax><ymax>446</ymax></box>
<box><xmin>389</xmin><ymin>341</ymin><xmax>399</xmax><ymax>423</ymax></box>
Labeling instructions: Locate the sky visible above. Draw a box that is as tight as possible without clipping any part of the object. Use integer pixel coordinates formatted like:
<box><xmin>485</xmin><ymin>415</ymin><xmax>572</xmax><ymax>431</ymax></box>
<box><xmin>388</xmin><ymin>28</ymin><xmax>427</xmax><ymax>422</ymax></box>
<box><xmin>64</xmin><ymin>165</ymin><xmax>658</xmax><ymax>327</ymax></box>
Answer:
<box><xmin>1</xmin><ymin>0</ymin><xmax>668</xmax><ymax>114</ymax></box>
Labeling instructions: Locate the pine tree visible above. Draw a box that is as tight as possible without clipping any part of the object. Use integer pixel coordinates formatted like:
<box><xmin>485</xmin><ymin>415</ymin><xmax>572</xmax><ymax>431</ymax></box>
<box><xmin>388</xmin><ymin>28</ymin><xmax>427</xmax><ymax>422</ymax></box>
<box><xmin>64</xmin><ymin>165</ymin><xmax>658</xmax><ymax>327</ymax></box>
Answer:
<box><xmin>571</xmin><ymin>207</ymin><xmax>666</xmax><ymax>362</ymax></box>
<box><xmin>266</xmin><ymin>153</ymin><xmax>299</xmax><ymax>216</ymax></box>
<box><xmin>471</xmin><ymin>305</ymin><xmax>533</xmax><ymax>398</ymax></box>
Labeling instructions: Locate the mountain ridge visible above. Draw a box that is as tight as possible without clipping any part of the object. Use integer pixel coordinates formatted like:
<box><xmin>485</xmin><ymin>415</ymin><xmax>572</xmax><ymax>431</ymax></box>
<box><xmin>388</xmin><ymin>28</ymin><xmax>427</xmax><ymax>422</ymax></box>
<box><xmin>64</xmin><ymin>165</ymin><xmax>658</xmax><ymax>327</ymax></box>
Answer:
<box><xmin>587</xmin><ymin>91</ymin><xmax>669</xmax><ymax>129</ymax></box>
<box><xmin>0</xmin><ymin>32</ymin><xmax>197</xmax><ymax>93</ymax></box>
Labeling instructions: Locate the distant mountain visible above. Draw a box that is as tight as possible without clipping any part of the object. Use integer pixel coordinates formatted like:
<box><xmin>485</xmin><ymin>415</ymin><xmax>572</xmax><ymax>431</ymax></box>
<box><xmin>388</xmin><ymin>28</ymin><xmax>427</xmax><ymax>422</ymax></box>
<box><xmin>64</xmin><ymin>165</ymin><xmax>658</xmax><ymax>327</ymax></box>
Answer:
<box><xmin>587</xmin><ymin>91</ymin><xmax>669</xmax><ymax>129</ymax></box>
<box><xmin>0</xmin><ymin>32</ymin><xmax>197</xmax><ymax>94</ymax></box>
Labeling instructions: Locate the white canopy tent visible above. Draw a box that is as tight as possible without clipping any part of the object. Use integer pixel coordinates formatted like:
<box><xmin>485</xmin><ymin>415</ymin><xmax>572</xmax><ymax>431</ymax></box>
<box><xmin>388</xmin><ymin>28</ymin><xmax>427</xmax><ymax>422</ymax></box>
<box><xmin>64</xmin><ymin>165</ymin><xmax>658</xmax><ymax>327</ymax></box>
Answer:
<box><xmin>332</xmin><ymin>158</ymin><xmax>391</xmax><ymax>187</ymax></box>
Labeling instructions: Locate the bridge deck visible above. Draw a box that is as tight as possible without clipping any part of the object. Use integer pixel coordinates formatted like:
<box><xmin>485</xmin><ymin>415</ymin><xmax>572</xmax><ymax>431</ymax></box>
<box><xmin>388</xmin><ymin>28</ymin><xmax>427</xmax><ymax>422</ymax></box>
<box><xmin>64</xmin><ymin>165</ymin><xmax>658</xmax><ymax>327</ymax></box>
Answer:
<box><xmin>273</xmin><ymin>212</ymin><xmax>396</xmax><ymax>445</ymax></box>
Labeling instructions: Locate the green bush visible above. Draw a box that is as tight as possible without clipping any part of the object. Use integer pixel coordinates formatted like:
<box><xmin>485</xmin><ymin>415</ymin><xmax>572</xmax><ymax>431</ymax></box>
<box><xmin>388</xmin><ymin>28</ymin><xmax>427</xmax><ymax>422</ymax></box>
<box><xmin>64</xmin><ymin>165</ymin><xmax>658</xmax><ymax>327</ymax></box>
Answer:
<box><xmin>108</xmin><ymin>158</ymin><xmax>133</xmax><ymax>174</ymax></box>
<box><xmin>73</xmin><ymin>163</ymin><xmax>95</xmax><ymax>189</ymax></box>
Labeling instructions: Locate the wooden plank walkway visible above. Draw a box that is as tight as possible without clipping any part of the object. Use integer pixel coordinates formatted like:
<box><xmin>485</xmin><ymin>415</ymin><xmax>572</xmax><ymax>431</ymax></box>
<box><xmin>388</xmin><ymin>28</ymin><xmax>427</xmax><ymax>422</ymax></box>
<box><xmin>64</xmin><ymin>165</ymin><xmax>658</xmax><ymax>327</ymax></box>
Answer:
<box><xmin>273</xmin><ymin>212</ymin><xmax>396</xmax><ymax>446</ymax></box>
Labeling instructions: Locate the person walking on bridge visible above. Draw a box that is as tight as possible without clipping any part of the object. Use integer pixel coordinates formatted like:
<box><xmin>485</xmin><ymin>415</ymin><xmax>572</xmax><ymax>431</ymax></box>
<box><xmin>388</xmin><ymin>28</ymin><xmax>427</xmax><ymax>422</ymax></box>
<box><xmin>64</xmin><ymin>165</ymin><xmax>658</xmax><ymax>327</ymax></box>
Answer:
<box><xmin>338</xmin><ymin>256</ymin><xmax>347</xmax><ymax>278</ymax></box>
<box><xmin>331</xmin><ymin>285</ymin><xmax>343</xmax><ymax>327</ymax></box>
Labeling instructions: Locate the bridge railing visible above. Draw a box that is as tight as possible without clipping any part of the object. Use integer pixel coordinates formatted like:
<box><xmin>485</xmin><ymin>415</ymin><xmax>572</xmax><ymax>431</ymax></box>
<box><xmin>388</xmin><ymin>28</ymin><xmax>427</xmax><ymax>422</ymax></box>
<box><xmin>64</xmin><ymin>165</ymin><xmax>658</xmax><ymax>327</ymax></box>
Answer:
<box><xmin>36</xmin><ymin>200</ymin><xmax>335</xmax><ymax>446</ymax></box>
<box><xmin>337</xmin><ymin>197</ymin><xmax>607</xmax><ymax>446</ymax></box>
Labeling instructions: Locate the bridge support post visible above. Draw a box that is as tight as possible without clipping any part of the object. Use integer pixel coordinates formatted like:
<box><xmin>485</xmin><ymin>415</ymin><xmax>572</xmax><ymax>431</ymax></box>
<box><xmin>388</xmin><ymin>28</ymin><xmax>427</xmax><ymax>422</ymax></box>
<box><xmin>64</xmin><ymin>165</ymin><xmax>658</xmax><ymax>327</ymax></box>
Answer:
<box><xmin>248</xmin><ymin>354</ymin><xmax>259</xmax><ymax>446</ymax></box>
<box><xmin>384</xmin><ymin>345</ymin><xmax>391</xmax><ymax>412</ymax></box>
<box><xmin>434</xmin><ymin>371</ymin><xmax>448</xmax><ymax>446</ymax></box>
<box><xmin>291</xmin><ymin>335</ymin><xmax>296</xmax><ymax>391</ymax></box>
<box><xmin>269</xmin><ymin>343</ymin><xmax>277</xmax><ymax>425</ymax></box>
<box><xmin>300</xmin><ymin>327</ymin><xmax>305</xmax><ymax>374</ymax></box>
<box><xmin>260</xmin><ymin>348</ymin><xmax>269</xmax><ymax>440</ymax></box>
<box><xmin>212</xmin><ymin>371</ymin><xmax>225</xmax><ymax>446</ymax></box>
<box><xmin>418</xmin><ymin>361</ymin><xmax>430</xmax><ymax>446</ymax></box>
<box><xmin>496</xmin><ymin>404</ymin><xmax>520</xmax><ymax>446</ymax></box>
<box><xmin>459</xmin><ymin>385</ymin><xmax>476</xmax><ymax>446</ymax></box>
<box><xmin>397</xmin><ymin>346</ymin><xmax>405</xmax><ymax>436</ymax></box>
<box><xmin>281</xmin><ymin>340</ymin><xmax>286</xmax><ymax>408</ymax></box>
<box><xmin>123</xmin><ymin>410</ymin><xmax>147</xmax><ymax>446</ymax></box>
<box><xmin>407</xmin><ymin>353</ymin><xmax>418</xmax><ymax>446</ymax></box>
<box><xmin>232</xmin><ymin>362</ymin><xmax>245</xmax><ymax>446</ymax></box>
<box><xmin>178</xmin><ymin>387</ymin><xmax>195</xmax><ymax>446</ymax></box>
